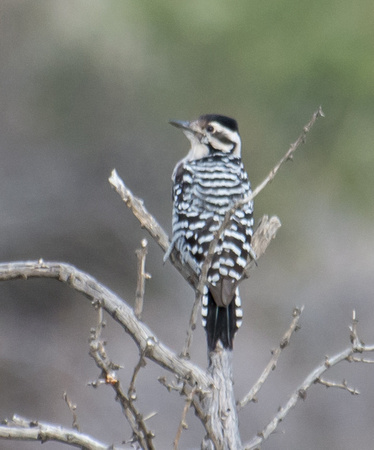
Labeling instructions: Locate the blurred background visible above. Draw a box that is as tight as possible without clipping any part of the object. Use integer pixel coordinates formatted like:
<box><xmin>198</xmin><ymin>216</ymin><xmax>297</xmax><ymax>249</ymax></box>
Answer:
<box><xmin>0</xmin><ymin>1</ymin><xmax>373</xmax><ymax>449</ymax></box>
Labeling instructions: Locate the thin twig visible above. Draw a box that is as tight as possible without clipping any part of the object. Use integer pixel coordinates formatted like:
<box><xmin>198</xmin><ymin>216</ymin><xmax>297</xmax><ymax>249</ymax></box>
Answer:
<box><xmin>109</xmin><ymin>170</ymin><xmax>169</xmax><ymax>252</ymax></box>
<box><xmin>238</xmin><ymin>306</ymin><xmax>303</xmax><ymax>410</ymax></box>
<box><xmin>244</xmin><ymin>311</ymin><xmax>374</xmax><ymax>450</ymax></box>
<box><xmin>315</xmin><ymin>377</ymin><xmax>359</xmax><ymax>395</ymax></box>
<box><xmin>135</xmin><ymin>238</ymin><xmax>151</xmax><ymax>320</ymax></box>
<box><xmin>251</xmin><ymin>106</ymin><xmax>324</xmax><ymax>199</ymax></box>
<box><xmin>0</xmin><ymin>415</ymin><xmax>107</xmax><ymax>449</ymax></box>
<box><xmin>173</xmin><ymin>385</ymin><xmax>198</xmax><ymax>449</ymax></box>
<box><xmin>88</xmin><ymin>307</ymin><xmax>155</xmax><ymax>449</ymax></box>
<box><xmin>62</xmin><ymin>392</ymin><xmax>79</xmax><ymax>431</ymax></box>
<box><xmin>128</xmin><ymin>350</ymin><xmax>147</xmax><ymax>400</ymax></box>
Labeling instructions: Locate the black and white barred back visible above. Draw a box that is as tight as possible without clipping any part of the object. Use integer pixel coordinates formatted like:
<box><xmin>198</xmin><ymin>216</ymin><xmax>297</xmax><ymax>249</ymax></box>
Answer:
<box><xmin>169</xmin><ymin>115</ymin><xmax>254</xmax><ymax>351</ymax></box>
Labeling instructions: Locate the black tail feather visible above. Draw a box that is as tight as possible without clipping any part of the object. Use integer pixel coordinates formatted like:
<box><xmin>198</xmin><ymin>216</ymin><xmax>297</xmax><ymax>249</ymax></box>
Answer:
<box><xmin>205</xmin><ymin>290</ymin><xmax>239</xmax><ymax>351</ymax></box>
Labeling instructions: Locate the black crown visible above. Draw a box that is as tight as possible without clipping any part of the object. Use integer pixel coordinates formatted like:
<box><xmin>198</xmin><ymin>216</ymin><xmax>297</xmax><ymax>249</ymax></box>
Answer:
<box><xmin>199</xmin><ymin>114</ymin><xmax>238</xmax><ymax>132</ymax></box>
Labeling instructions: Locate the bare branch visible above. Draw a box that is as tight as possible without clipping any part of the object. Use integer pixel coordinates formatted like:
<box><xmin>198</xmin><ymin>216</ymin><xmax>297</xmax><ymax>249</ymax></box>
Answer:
<box><xmin>0</xmin><ymin>415</ymin><xmax>107</xmax><ymax>449</ymax></box>
<box><xmin>238</xmin><ymin>307</ymin><xmax>303</xmax><ymax>409</ymax></box>
<box><xmin>135</xmin><ymin>238</ymin><xmax>151</xmax><ymax>320</ymax></box>
<box><xmin>0</xmin><ymin>260</ymin><xmax>211</xmax><ymax>390</ymax></box>
<box><xmin>88</xmin><ymin>307</ymin><xmax>155</xmax><ymax>449</ymax></box>
<box><xmin>109</xmin><ymin>169</ymin><xmax>199</xmax><ymax>288</ymax></box>
<box><xmin>109</xmin><ymin>170</ymin><xmax>169</xmax><ymax>252</ymax></box>
<box><xmin>244</xmin><ymin>312</ymin><xmax>374</xmax><ymax>450</ymax></box>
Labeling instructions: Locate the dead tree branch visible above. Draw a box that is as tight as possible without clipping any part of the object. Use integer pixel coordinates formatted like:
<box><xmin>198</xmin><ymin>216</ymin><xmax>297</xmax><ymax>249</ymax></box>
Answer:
<box><xmin>0</xmin><ymin>415</ymin><xmax>108</xmax><ymax>449</ymax></box>
<box><xmin>0</xmin><ymin>260</ymin><xmax>210</xmax><ymax>390</ymax></box>
<box><xmin>109</xmin><ymin>169</ymin><xmax>199</xmax><ymax>289</ymax></box>
<box><xmin>238</xmin><ymin>306</ymin><xmax>303</xmax><ymax>409</ymax></box>
<box><xmin>88</xmin><ymin>307</ymin><xmax>155</xmax><ymax>449</ymax></box>
<box><xmin>250</xmin><ymin>106</ymin><xmax>324</xmax><ymax>200</ymax></box>
<box><xmin>244</xmin><ymin>311</ymin><xmax>374</xmax><ymax>450</ymax></box>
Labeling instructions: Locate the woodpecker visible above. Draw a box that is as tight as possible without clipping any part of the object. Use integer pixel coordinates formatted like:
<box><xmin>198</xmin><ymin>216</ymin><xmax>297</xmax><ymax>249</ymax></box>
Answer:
<box><xmin>168</xmin><ymin>114</ymin><xmax>254</xmax><ymax>352</ymax></box>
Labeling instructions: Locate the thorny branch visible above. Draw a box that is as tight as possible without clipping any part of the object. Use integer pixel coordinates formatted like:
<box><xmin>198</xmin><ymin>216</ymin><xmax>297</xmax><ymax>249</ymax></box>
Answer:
<box><xmin>88</xmin><ymin>307</ymin><xmax>155</xmax><ymax>449</ymax></box>
<box><xmin>245</xmin><ymin>310</ymin><xmax>374</xmax><ymax>450</ymax></box>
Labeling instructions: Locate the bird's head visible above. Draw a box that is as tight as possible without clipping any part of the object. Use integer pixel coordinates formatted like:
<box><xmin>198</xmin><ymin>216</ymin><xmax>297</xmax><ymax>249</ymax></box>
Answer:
<box><xmin>169</xmin><ymin>114</ymin><xmax>241</xmax><ymax>160</ymax></box>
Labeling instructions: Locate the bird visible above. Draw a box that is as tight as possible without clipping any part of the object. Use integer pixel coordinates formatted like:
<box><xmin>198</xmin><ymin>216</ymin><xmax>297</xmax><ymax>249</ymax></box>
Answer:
<box><xmin>167</xmin><ymin>114</ymin><xmax>254</xmax><ymax>352</ymax></box>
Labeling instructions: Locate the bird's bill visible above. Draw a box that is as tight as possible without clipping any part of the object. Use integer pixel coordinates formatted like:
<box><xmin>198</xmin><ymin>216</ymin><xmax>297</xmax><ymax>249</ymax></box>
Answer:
<box><xmin>169</xmin><ymin>120</ymin><xmax>193</xmax><ymax>132</ymax></box>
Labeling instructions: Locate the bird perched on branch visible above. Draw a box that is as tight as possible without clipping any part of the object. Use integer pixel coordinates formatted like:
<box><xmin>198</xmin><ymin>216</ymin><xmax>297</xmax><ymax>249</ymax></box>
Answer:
<box><xmin>167</xmin><ymin>114</ymin><xmax>254</xmax><ymax>352</ymax></box>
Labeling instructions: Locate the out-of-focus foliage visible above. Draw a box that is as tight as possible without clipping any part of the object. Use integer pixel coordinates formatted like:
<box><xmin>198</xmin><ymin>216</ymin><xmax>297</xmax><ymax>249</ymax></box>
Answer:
<box><xmin>0</xmin><ymin>2</ymin><xmax>373</xmax><ymax>449</ymax></box>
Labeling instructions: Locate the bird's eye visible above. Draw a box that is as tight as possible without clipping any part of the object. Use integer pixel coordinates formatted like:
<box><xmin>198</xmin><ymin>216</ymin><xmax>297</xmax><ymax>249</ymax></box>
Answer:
<box><xmin>206</xmin><ymin>125</ymin><xmax>214</xmax><ymax>133</ymax></box>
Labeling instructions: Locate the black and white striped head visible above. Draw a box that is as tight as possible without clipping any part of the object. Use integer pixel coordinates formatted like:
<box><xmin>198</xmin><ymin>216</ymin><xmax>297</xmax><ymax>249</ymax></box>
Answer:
<box><xmin>169</xmin><ymin>114</ymin><xmax>241</xmax><ymax>160</ymax></box>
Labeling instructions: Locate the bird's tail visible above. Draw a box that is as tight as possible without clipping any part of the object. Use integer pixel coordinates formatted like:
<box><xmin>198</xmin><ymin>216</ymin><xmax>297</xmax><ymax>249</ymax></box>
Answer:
<box><xmin>202</xmin><ymin>288</ymin><xmax>242</xmax><ymax>352</ymax></box>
